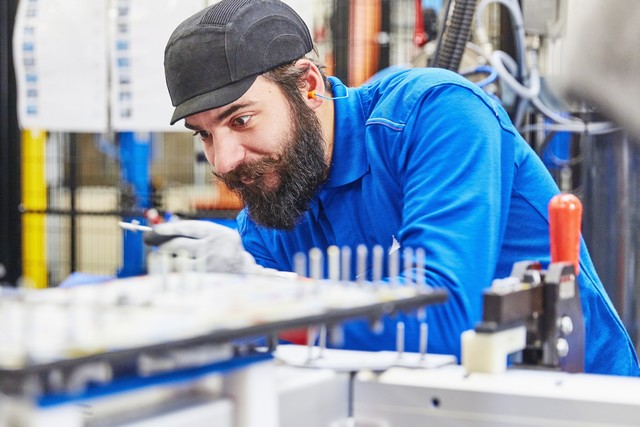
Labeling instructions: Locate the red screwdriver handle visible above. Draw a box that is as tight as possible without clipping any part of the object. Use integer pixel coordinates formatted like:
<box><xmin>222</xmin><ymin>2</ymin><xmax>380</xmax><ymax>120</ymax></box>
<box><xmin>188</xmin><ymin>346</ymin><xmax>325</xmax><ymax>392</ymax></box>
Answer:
<box><xmin>549</xmin><ymin>193</ymin><xmax>583</xmax><ymax>275</ymax></box>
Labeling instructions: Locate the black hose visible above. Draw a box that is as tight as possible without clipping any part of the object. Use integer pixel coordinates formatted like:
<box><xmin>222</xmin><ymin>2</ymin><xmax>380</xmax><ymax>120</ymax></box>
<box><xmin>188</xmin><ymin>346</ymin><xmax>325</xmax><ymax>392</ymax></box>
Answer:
<box><xmin>429</xmin><ymin>0</ymin><xmax>478</xmax><ymax>72</ymax></box>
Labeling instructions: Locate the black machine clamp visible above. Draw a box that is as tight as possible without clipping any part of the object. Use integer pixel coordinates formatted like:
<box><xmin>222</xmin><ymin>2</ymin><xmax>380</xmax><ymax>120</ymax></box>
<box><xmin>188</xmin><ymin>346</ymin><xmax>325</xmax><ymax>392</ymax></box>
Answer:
<box><xmin>462</xmin><ymin>193</ymin><xmax>585</xmax><ymax>374</ymax></box>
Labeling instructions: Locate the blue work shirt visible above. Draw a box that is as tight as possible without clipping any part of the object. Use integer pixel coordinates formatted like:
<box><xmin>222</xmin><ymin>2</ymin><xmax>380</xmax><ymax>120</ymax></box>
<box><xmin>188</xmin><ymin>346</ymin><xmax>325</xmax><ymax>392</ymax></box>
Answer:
<box><xmin>237</xmin><ymin>68</ymin><xmax>640</xmax><ymax>376</ymax></box>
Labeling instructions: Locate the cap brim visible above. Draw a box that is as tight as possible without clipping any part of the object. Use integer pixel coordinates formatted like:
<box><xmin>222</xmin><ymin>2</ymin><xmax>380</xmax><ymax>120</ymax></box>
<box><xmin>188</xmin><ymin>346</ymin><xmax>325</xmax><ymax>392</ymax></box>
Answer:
<box><xmin>170</xmin><ymin>74</ymin><xmax>258</xmax><ymax>125</ymax></box>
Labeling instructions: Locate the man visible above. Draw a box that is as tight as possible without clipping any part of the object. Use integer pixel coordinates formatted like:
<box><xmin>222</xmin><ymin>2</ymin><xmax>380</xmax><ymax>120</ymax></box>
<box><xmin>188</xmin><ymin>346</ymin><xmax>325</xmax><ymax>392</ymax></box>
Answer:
<box><xmin>160</xmin><ymin>0</ymin><xmax>639</xmax><ymax>376</ymax></box>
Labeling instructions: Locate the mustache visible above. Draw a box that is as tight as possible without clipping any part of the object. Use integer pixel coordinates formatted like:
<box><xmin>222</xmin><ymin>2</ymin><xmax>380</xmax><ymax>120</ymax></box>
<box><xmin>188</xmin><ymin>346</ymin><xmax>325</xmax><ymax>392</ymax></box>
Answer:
<box><xmin>214</xmin><ymin>155</ymin><xmax>283</xmax><ymax>190</ymax></box>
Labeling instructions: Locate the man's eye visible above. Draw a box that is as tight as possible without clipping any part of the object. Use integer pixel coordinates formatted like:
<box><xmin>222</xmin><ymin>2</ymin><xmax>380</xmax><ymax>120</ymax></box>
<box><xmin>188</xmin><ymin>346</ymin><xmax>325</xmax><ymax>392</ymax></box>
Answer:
<box><xmin>192</xmin><ymin>130</ymin><xmax>210</xmax><ymax>140</ymax></box>
<box><xmin>232</xmin><ymin>115</ymin><xmax>251</xmax><ymax>126</ymax></box>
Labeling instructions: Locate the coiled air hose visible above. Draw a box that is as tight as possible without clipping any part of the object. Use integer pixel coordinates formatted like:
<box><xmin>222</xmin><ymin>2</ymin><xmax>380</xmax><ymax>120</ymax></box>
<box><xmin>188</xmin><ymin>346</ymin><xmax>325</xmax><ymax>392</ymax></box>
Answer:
<box><xmin>429</xmin><ymin>0</ymin><xmax>478</xmax><ymax>72</ymax></box>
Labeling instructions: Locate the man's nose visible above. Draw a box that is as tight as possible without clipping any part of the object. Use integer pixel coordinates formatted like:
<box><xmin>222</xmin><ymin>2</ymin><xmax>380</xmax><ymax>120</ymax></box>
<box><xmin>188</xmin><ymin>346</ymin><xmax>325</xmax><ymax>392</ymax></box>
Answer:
<box><xmin>212</xmin><ymin>135</ymin><xmax>246</xmax><ymax>175</ymax></box>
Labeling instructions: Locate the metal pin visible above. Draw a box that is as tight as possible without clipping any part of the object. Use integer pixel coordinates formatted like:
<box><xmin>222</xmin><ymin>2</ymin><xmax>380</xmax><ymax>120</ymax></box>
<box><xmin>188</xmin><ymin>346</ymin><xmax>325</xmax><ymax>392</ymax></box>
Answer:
<box><xmin>415</xmin><ymin>247</ymin><xmax>426</xmax><ymax>287</ymax></box>
<box><xmin>267</xmin><ymin>333</ymin><xmax>279</xmax><ymax>352</ymax></box>
<box><xmin>403</xmin><ymin>247</ymin><xmax>414</xmax><ymax>284</ymax></box>
<box><xmin>356</xmin><ymin>245</ymin><xmax>368</xmax><ymax>285</ymax></box>
<box><xmin>330</xmin><ymin>324</ymin><xmax>345</xmax><ymax>347</ymax></box>
<box><xmin>396</xmin><ymin>321</ymin><xmax>405</xmax><ymax>359</ymax></box>
<box><xmin>309</xmin><ymin>248</ymin><xmax>323</xmax><ymax>281</ymax></box>
<box><xmin>419</xmin><ymin>322</ymin><xmax>428</xmax><ymax>360</ymax></box>
<box><xmin>293</xmin><ymin>252</ymin><xmax>308</xmax><ymax>297</ymax></box>
<box><xmin>327</xmin><ymin>246</ymin><xmax>340</xmax><ymax>281</ymax></box>
<box><xmin>318</xmin><ymin>324</ymin><xmax>327</xmax><ymax>359</ymax></box>
<box><xmin>388</xmin><ymin>247</ymin><xmax>399</xmax><ymax>287</ymax></box>
<box><xmin>118</xmin><ymin>221</ymin><xmax>152</xmax><ymax>233</ymax></box>
<box><xmin>372</xmin><ymin>318</ymin><xmax>384</xmax><ymax>334</ymax></box>
<box><xmin>341</xmin><ymin>246</ymin><xmax>352</xmax><ymax>282</ymax></box>
<box><xmin>294</xmin><ymin>252</ymin><xmax>307</xmax><ymax>277</ymax></box>
<box><xmin>372</xmin><ymin>245</ymin><xmax>383</xmax><ymax>284</ymax></box>
<box><xmin>306</xmin><ymin>326</ymin><xmax>317</xmax><ymax>363</ymax></box>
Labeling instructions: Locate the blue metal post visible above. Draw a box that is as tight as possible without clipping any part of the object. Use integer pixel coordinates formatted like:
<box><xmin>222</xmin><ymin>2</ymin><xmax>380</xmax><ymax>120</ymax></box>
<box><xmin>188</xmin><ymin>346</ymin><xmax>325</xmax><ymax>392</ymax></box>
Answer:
<box><xmin>118</xmin><ymin>131</ymin><xmax>151</xmax><ymax>277</ymax></box>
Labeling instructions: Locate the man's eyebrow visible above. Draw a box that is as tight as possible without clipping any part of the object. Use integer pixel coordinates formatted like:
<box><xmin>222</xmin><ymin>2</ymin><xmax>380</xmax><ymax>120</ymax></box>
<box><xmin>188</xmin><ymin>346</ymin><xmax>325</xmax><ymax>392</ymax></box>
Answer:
<box><xmin>216</xmin><ymin>102</ymin><xmax>253</xmax><ymax>122</ymax></box>
<box><xmin>184</xmin><ymin>102</ymin><xmax>254</xmax><ymax>131</ymax></box>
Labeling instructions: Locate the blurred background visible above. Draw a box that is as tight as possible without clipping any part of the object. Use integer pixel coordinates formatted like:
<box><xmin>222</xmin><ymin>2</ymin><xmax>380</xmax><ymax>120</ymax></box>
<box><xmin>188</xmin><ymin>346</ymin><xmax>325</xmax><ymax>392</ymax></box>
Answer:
<box><xmin>0</xmin><ymin>0</ymin><xmax>638</xmax><ymax>350</ymax></box>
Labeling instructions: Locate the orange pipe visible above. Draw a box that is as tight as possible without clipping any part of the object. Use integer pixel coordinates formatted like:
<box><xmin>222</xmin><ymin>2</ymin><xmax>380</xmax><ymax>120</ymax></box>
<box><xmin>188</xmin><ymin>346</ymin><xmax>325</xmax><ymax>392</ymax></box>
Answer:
<box><xmin>349</xmin><ymin>0</ymin><xmax>381</xmax><ymax>86</ymax></box>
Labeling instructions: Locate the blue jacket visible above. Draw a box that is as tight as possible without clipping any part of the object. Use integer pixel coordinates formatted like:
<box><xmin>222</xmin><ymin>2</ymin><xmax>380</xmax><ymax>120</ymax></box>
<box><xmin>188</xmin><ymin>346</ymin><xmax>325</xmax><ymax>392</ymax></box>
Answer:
<box><xmin>238</xmin><ymin>68</ymin><xmax>640</xmax><ymax>376</ymax></box>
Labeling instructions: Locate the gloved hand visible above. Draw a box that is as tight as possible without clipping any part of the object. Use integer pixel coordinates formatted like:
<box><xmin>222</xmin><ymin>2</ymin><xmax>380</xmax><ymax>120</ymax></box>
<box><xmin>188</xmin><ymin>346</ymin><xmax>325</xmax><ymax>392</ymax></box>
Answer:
<box><xmin>143</xmin><ymin>220</ymin><xmax>259</xmax><ymax>274</ymax></box>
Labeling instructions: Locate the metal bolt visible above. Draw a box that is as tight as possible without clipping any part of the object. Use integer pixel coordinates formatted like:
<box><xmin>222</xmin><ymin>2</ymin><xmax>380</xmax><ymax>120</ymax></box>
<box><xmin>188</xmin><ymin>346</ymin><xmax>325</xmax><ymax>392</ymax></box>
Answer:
<box><xmin>559</xmin><ymin>316</ymin><xmax>574</xmax><ymax>336</ymax></box>
<box><xmin>557</xmin><ymin>338</ymin><xmax>570</xmax><ymax>358</ymax></box>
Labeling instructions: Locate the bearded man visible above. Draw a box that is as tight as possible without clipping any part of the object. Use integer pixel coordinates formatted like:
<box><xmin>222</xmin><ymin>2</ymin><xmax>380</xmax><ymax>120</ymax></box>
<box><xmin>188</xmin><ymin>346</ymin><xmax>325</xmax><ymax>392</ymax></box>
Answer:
<box><xmin>155</xmin><ymin>0</ymin><xmax>639</xmax><ymax>376</ymax></box>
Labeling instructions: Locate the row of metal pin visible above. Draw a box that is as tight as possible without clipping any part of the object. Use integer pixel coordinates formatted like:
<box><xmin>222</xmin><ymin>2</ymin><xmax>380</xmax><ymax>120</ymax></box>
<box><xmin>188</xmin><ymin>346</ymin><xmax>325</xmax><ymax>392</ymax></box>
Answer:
<box><xmin>295</xmin><ymin>244</ymin><xmax>430</xmax><ymax>364</ymax></box>
<box><xmin>147</xmin><ymin>250</ymin><xmax>211</xmax><ymax>292</ymax></box>
<box><xmin>148</xmin><ymin>244</ymin><xmax>428</xmax><ymax>287</ymax></box>
<box><xmin>295</xmin><ymin>244</ymin><xmax>427</xmax><ymax>286</ymax></box>
<box><xmin>306</xmin><ymin>319</ymin><xmax>430</xmax><ymax>364</ymax></box>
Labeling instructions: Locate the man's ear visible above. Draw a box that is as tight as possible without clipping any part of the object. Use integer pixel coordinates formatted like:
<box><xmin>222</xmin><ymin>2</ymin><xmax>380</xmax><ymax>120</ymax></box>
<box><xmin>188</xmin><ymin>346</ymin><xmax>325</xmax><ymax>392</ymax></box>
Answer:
<box><xmin>295</xmin><ymin>59</ymin><xmax>325</xmax><ymax>109</ymax></box>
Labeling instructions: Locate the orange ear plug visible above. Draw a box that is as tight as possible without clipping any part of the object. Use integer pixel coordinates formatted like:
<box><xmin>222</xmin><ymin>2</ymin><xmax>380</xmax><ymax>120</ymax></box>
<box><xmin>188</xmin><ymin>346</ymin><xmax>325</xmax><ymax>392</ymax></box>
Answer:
<box><xmin>307</xmin><ymin>90</ymin><xmax>350</xmax><ymax>100</ymax></box>
<box><xmin>549</xmin><ymin>193</ymin><xmax>583</xmax><ymax>275</ymax></box>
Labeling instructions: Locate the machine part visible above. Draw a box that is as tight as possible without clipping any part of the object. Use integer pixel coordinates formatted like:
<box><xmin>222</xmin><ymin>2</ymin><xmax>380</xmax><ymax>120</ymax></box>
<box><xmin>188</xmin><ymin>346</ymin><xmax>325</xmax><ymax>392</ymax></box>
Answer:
<box><xmin>222</xmin><ymin>360</ymin><xmax>278</xmax><ymax>427</ymax></box>
<box><xmin>413</xmin><ymin>0</ymin><xmax>428</xmax><ymax>47</ymax></box>
<box><xmin>429</xmin><ymin>0</ymin><xmax>478</xmax><ymax>71</ymax></box>
<box><xmin>548</xmin><ymin>193</ymin><xmax>582</xmax><ymax>274</ymax></box>
<box><xmin>581</xmin><ymin>130</ymin><xmax>640</xmax><ymax>351</ymax></box>
<box><xmin>461</xmin><ymin>326</ymin><xmax>526</xmax><ymax>374</ymax></box>
<box><xmin>463</xmin><ymin>261</ymin><xmax>584</xmax><ymax>374</ymax></box>
<box><xmin>521</xmin><ymin>0</ymin><xmax>559</xmax><ymax>35</ymax></box>
<box><xmin>0</xmin><ymin>361</ymin><xmax>353</xmax><ymax>427</ymax></box>
<box><xmin>273</xmin><ymin>345</ymin><xmax>456</xmax><ymax>372</ymax></box>
<box><xmin>277</xmin><ymin>366</ymin><xmax>350</xmax><ymax>427</ymax></box>
<box><xmin>0</xmin><ymin>0</ymin><xmax>22</xmax><ymax>287</ymax></box>
<box><xmin>463</xmin><ymin>194</ymin><xmax>586</xmax><ymax>373</ymax></box>
<box><xmin>541</xmin><ymin>262</ymin><xmax>585</xmax><ymax>372</ymax></box>
<box><xmin>0</xmin><ymin>268</ymin><xmax>447</xmax><ymax>398</ymax></box>
<box><xmin>559</xmin><ymin>0</ymin><xmax>640</xmax><ymax>142</ymax></box>
<box><xmin>354</xmin><ymin>365</ymin><xmax>640</xmax><ymax>427</ymax></box>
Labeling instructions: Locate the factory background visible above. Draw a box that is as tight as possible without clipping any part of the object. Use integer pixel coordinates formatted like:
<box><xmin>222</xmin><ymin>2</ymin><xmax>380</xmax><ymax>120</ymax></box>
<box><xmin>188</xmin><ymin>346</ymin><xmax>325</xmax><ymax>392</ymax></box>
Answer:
<box><xmin>0</xmin><ymin>0</ymin><xmax>638</xmax><ymax>353</ymax></box>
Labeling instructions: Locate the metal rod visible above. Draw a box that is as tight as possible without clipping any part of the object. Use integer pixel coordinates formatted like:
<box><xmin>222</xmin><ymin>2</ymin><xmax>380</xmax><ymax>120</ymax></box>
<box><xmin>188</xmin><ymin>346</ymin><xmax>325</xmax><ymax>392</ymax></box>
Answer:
<box><xmin>372</xmin><ymin>245</ymin><xmax>383</xmax><ymax>283</ymax></box>
<box><xmin>420</xmin><ymin>322</ymin><xmax>428</xmax><ymax>360</ymax></box>
<box><xmin>327</xmin><ymin>245</ymin><xmax>340</xmax><ymax>281</ymax></box>
<box><xmin>396</xmin><ymin>321</ymin><xmax>405</xmax><ymax>359</ymax></box>
<box><xmin>69</xmin><ymin>133</ymin><xmax>78</xmax><ymax>274</ymax></box>
<box><xmin>356</xmin><ymin>244</ymin><xmax>367</xmax><ymax>285</ymax></box>
<box><xmin>309</xmin><ymin>247</ymin><xmax>323</xmax><ymax>281</ymax></box>
<box><xmin>341</xmin><ymin>246</ymin><xmax>352</xmax><ymax>281</ymax></box>
<box><xmin>388</xmin><ymin>246</ymin><xmax>399</xmax><ymax>286</ymax></box>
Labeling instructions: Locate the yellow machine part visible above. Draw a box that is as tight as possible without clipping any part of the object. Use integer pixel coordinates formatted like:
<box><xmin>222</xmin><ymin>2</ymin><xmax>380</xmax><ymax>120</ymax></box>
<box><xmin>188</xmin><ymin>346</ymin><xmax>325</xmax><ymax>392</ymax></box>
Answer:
<box><xmin>21</xmin><ymin>129</ymin><xmax>47</xmax><ymax>289</ymax></box>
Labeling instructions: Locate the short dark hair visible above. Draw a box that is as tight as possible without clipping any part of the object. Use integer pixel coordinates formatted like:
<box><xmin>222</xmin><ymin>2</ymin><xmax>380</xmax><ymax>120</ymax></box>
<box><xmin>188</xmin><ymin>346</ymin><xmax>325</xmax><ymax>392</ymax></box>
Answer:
<box><xmin>263</xmin><ymin>55</ymin><xmax>330</xmax><ymax>105</ymax></box>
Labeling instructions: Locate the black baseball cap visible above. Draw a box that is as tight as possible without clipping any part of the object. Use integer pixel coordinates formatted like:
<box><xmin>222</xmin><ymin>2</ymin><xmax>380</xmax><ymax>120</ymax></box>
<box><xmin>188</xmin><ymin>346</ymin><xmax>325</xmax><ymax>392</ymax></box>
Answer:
<box><xmin>164</xmin><ymin>0</ymin><xmax>313</xmax><ymax>125</ymax></box>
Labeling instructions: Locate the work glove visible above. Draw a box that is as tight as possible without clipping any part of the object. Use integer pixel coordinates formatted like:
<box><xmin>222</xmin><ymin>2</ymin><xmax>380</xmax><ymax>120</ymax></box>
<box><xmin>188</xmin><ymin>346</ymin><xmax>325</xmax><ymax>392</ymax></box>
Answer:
<box><xmin>143</xmin><ymin>220</ymin><xmax>260</xmax><ymax>274</ymax></box>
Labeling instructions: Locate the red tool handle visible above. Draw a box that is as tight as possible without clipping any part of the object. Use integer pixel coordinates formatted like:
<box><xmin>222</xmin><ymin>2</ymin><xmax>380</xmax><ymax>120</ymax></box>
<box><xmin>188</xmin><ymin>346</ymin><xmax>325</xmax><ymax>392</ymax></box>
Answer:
<box><xmin>549</xmin><ymin>193</ymin><xmax>583</xmax><ymax>275</ymax></box>
<box><xmin>414</xmin><ymin>0</ymin><xmax>428</xmax><ymax>47</ymax></box>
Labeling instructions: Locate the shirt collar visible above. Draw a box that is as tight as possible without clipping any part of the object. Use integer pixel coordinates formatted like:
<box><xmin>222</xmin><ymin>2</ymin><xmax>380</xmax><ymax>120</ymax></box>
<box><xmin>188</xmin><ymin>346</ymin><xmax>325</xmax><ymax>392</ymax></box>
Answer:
<box><xmin>322</xmin><ymin>76</ymin><xmax>369</xmax><ymax>189</ymax></box>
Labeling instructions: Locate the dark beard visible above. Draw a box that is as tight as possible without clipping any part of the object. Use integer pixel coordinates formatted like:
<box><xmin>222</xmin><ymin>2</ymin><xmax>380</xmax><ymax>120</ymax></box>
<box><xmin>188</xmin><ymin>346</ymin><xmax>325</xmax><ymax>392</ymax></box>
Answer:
<box><xmin>217</xmin><ymin>102</ymin><xmax>328</xmax><ymax>230</ymax></box>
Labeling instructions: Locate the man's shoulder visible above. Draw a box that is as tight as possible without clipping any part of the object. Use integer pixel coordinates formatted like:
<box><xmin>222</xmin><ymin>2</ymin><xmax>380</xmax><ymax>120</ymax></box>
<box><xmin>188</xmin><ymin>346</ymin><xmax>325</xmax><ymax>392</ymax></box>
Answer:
<box><xmin>359</xmin><ymin>68</ymin><xmax>495</xmax><ymax>131</ymax></box>
<box><xmin>360</xmin><ymin>67</ymin><xmax>485</xmax><ymax>121</ymax></box>
<box><xmin>364</xmin><ymin>67</ymin><xmax>475</xmax><ymax>96</ymax></box>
